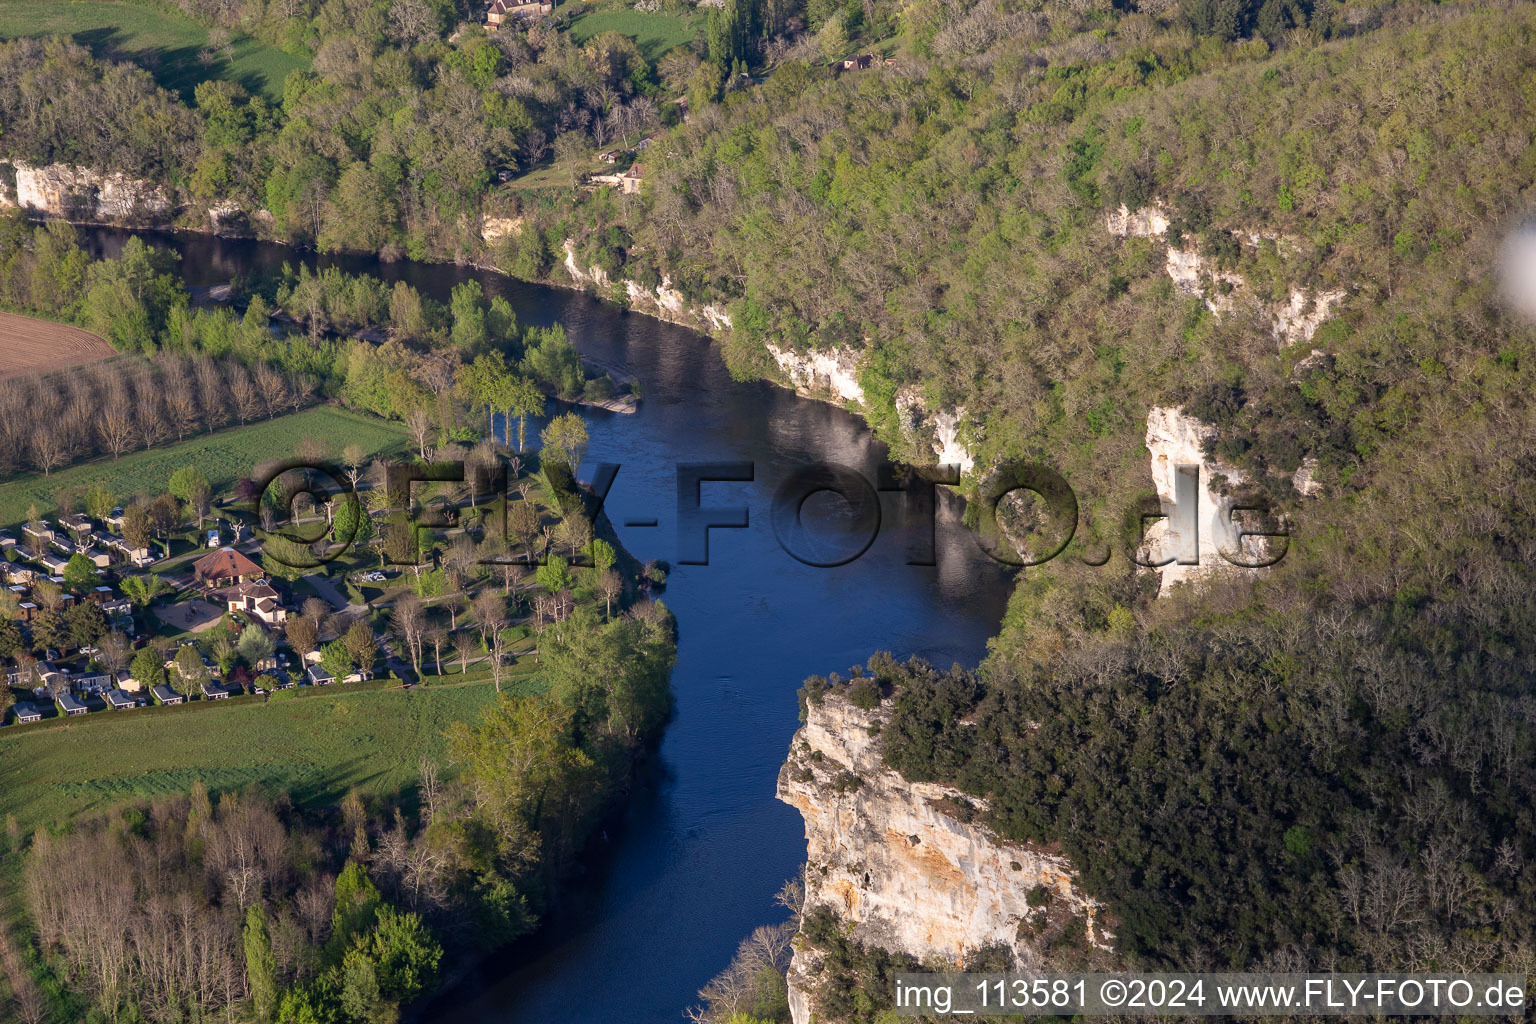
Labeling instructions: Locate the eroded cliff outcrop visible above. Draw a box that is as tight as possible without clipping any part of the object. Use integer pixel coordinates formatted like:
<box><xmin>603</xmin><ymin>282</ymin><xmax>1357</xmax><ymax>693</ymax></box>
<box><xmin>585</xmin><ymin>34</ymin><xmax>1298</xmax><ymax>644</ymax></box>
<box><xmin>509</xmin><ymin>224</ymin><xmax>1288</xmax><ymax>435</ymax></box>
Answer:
<box><xmin>1</xmin><ymin>160</ymin><xmax>174</xmax><ymax>223</ymax></box>
<box><xmin>0</xmin><ymin>160</ymin><xmax>262</xmax><ymax>233</ymax></box>
<box><xmin>557</xmin><ymin>239</ymin><xmax>978</xmax><ymax>475</ymax></box>
<box><xmin>1105</xmin><ymin>202</ymin><xmax>1349</xmax><ymax>347</ymax></box>
<box><xmin>560</xmin><ymin>240</ymin><xmax>733</xmax><ymax>332</ymax></box>
<box><xmin>481</xmin><ymin>215</ymin><xmax>524</xmax><ymax>242</ymax></box>
<box><xmin>1141</xmin><ymin>405</ymin><xmax>1289</xmax><ymax>595</ymax></box>
<box><xmin>895</xmin><ymin>388</ymin><xmax>976</xmax><ymax>474</ymax></box>
<box><xmin>777</xmin><ymin>694</ymin><xmax>1109</xmax><ymax>1024</ymax></box>
<box><xmin>766</xmin><ymin>342</ymin><xmax>866</xmax><ymax>405</ymax></box>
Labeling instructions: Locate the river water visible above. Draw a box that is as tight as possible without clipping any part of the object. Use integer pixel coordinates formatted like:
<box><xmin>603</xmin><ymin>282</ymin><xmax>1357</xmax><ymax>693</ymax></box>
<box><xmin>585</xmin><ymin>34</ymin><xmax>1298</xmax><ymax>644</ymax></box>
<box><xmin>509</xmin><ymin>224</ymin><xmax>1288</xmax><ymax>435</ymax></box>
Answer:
<box><xmin>83</xmin><ymin>228</ymin><xmax>1014</xmax><ymax>1023</ymax></box>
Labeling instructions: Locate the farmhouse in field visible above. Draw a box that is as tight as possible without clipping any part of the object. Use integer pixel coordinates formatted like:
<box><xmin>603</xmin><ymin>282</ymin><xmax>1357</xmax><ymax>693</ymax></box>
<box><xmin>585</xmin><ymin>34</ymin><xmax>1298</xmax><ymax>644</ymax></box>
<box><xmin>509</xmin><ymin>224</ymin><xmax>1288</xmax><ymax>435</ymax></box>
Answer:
<box><xmin>193</xmin><ymin>547</ymin><xmax>264</xmax><ymax>588</ymax></box>
<box><xmin>589</xmin><ymin>162</ymin><xmax>645</xmax><ymax>194</ymax></box>
<box><xmin>836</xmin><ymin>54</ymin><xmax>886</xmax><ymax>71</ymax></box>
<box><xmin>485</xmin><ymin>0</ymin><xmax>552</xmax><ymax>30</ymax></box>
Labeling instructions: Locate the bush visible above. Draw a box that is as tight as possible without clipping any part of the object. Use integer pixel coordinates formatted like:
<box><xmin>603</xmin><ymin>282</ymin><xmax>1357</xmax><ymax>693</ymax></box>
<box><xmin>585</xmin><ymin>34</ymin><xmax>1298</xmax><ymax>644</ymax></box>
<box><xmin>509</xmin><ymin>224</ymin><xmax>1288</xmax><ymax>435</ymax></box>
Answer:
<box><xmin>848</xmin><ymin>677</ymin><xmax>881</xmax><ymax>710</ymax></box>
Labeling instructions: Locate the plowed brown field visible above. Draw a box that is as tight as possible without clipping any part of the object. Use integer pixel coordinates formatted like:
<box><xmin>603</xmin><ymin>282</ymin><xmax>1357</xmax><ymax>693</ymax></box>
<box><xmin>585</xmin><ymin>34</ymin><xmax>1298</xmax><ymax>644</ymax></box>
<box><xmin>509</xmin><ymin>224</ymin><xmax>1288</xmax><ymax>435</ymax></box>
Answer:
<box><xmin>0</xmin><ymin>311</ymin><xmax>116</xmax><ymax>381</ymax></box>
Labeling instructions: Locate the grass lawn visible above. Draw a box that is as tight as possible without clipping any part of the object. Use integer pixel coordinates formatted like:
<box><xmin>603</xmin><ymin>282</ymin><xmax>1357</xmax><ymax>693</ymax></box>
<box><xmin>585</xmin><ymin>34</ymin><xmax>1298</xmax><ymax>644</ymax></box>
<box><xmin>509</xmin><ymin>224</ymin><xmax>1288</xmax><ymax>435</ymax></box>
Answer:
<box><xmin>0</xmin><ymin>675</ymin><xmax>546</xmax><ymax>831</ymax></box>
<box><xmin>0</xmin><ymin>0</ymin><xmax>308</xmax><ymax>102</ymax></box>
<box><xmin>0</xmin><ymin>405</ymin><xmax>411</xmax><ymax>530</ymax></box>
<box><xmin>567</xmin><ymin>5</ymin><xmax>700</xmax><ymax>62</ymax></box>
<box><xmin>501</xmin><ymin>156</ymin><xmax>607</xmax><ymax>192</ymax></box>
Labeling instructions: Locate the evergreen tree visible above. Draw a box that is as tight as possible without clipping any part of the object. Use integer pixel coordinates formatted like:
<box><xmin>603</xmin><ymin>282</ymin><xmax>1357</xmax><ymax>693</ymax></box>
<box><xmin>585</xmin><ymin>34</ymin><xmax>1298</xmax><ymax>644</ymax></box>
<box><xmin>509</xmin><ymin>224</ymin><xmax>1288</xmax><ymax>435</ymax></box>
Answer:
<box><xmin>243</xmin><ymin>904</ymin><xmax>278</xmax><ymax>1021</ymax></box>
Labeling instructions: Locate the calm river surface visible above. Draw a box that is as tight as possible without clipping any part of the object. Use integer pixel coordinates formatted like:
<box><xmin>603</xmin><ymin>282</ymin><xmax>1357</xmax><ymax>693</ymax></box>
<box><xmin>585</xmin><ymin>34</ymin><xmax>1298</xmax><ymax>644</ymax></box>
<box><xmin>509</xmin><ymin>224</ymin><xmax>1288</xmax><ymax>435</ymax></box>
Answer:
<box><xmin>84</xmin><ymin>228</ymin><xmax>1014</xmax><ymax>1023</ymax></box>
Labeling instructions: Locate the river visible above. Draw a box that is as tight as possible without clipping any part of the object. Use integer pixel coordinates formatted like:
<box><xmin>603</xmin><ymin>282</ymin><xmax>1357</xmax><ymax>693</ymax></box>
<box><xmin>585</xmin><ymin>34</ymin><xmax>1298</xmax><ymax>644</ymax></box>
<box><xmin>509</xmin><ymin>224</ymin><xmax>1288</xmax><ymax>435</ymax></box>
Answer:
<box><xmin>82</xmin><ymin>228</ymin><xmax>1015</xmax><ymax>1023</ymax></box>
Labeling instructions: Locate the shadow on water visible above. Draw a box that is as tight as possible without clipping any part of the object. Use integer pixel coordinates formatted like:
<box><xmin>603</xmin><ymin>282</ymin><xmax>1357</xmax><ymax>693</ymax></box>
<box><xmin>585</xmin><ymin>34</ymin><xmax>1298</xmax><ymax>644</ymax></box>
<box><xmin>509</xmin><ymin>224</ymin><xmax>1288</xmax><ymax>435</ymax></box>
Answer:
<box><xmin>79</xmin><ymin>226</ymin><xmax>1016</xmax><ymax>1023</ymax></box>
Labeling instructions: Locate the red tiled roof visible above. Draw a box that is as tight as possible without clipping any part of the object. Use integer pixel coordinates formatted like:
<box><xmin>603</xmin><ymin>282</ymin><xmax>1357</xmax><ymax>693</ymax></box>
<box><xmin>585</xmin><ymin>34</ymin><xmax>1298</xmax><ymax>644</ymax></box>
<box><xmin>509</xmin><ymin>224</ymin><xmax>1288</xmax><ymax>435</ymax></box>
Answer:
<box><xmin>194</xmin><ymin>547</ymin><xmax>263</xmax><ymax>581</ymax></box>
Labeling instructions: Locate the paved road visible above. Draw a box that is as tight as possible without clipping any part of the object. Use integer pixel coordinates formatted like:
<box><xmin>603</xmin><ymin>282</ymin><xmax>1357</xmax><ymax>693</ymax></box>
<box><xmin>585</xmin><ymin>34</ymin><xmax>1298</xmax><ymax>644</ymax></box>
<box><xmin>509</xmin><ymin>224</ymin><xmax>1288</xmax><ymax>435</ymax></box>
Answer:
<box><xmin>305</xmin><ymin>573</ymin><xmax>351</xmax><ymax>612</ymax></box>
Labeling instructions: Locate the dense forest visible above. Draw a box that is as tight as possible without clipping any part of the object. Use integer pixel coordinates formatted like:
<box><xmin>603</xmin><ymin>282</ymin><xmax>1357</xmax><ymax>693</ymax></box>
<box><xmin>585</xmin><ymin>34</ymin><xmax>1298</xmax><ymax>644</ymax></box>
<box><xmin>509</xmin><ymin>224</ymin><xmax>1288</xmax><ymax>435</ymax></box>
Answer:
<box><xmin>657</xmin><ymin>0</ymin><xmax>1536</xmax><ymax>1019</ymax></box>
<box><xmin>0</xmin><ymin>0</ymin><xmax>677</xmax><ymax>261</ymax></box>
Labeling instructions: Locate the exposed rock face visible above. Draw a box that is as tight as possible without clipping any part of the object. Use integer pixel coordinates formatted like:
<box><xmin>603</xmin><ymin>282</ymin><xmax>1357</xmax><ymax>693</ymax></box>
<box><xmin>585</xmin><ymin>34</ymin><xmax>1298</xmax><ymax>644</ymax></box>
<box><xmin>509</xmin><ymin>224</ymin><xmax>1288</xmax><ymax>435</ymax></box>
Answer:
<box><xmin>766</xmin><ymin>342</ymin><xmax>866</xmax><ymax>405</ymax></box>
<box><xmin>562</xmin><ymin>244</ymin><xmax>613</xmax><ymax>291</ymax></box>
<box><xmin>1142</xmin><ymin>405</ymin><xmax>1280</xmax><ymax>595</ymax></box>
<box><xmin>481</xmin><ymin>215</ymin><xmax>524</xmax><ymax>242</ymax></box>
<box><xmin>778</xmin><ymin>694</ymin><xmax>1109</xmax><ymax>1024</ymax></box>
<box><xmin>624</xmin><ymin>276</ymin><xmax>686</xmax><ymax>316</ymax></box>
<box><xmin>895</xmin><ymin>388</ymin><xmax>976</xmax><ymax>473</ymax></box>
<box><xmin>1105</xmin><ymin>202</ymin><xmax>1170</xmax><ymax>238</ymax></box>
<box><xmin>207</xmin><ymin>201</ymin><xmax>247</xmax><ymax>233</ymax></box>
<box><xmin>700</xmin><ymin>303</ymin><xmax>733</xmax><ymax>331</ymax></box>
<box><xmin>1107</xmin><ymin>205</ymin><xmax>1348</xmax><ymax>340</ymax></box>
<box><xmin>3</xmin><ymin>161</ymin><xmax>172</xmax><ymax>223</ymax></box>
<box><xmin>560</xmin><ymin>240</ymin><xmax>731</xmax><ymax>332</ymax></box>
<box><xmin>1272</xmin><ymin>286</ymin><xmax>1345</xmax><ymax>347</ymax></box>
<box><xmin>1291</xmin><ymin>455</ymin><xmax>1322</xmax><ymax>497</ymax></box>
<box><xmin>1165</xmin><ymin>245</ymin><xmax>1245</xmax><ymax>314</ymax></box>
<box><xmin>556</xmin><ymin>242</ymin><xmax>985</xmax><ymax>477</ymax></box>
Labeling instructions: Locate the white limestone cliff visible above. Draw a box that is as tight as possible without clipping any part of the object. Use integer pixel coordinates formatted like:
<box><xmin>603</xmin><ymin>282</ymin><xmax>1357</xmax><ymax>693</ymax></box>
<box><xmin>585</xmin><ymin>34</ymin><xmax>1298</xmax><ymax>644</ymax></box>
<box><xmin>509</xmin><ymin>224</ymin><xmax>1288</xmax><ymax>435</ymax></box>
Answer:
<box><xmin>700</xmin><ymin>304</ymin><xmax>733</xmax><ymax>331</ymax></box>
<box><xmin>481</xmin><ymin>215</ymin><xmax>524</xmax><ymax>242</ymax></box>
<box><xmin>560</xmin><ymin>240</ymin><xmax>732</xmax><ymax>332</ymax></box>
<box><xmin>1291</xmin><ymin>455</ymin><xmax>1322</xmax><ymax>497</ymax></box>
<box><xmin>1142</xmin><ymin>405</ymin><xmax>1281</xmax><ymax>595</ymax></box>
<box><xmin>765</xmin><ymin>342</ymin><xmax>866</xmax><ymax>405</ymax></box>
<box><xmin>2</xmin><ymin>160</ymin><xmax>172</xmax><ymax>222</ymax></box>
<box><xmin>1105</xmin><ymin>202</ymin><xmax>1170</xmax><ymax>238</ymax></box>
<box><xmin>1272</xmin><ymin>286</ymin><xmax>1345</xmax><ymax>347</ymax></box>
<box><xmin>207</xmin><ymin>200</ymin><xmax>246</xmax><ymax>232</ymax></box>
<box><xmin>562</xmin><ymin>244</ymin><xmax>613</xmax><ymax>291</ymax></box>
<box><xmin>778</xmin><ymin>694</ymin><xmax>1110</xmax><ymax>1024</ymax></box>
<box><xmin>554</xmin><ymin>243</ymin><xmax>985</xmax><ymax>478</ymax></box>
<box><xmin>1164</xmin><ymin>245</ymin><xmax>1246</xmax><ymax>314</ymax></box>
<box><xmin>895</xmin><ymin>388</ymin><xmax>976</xmax><ymax>473</ymax></box>
<box><xmin>1106</xmin><ymin>205</ymin><xmax>1347</xmax><ymax>342</ymax></box>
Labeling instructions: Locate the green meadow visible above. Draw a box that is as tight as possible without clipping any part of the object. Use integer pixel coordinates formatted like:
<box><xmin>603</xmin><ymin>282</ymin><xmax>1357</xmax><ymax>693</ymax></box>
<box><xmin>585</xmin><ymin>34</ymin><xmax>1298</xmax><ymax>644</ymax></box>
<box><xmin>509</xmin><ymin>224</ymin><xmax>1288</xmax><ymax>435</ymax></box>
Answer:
<box><xmin>567</xmin><ymin>5</ymin><xmax>700</xmax><ymax>62</ymax></box>
<box><xmin>0</xmin><ymin>0</ymin><xmax>307</xmax><ymax>102</ymax></box>
<box><xmin>0</xmin><ymin>405</ymin><xmax>411</xmax><ymax>530</ymax></box>
<box><xmin>0</xmin><ymin>675</ymin><xmax>547</xmax><ymax>830</ymax></box>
